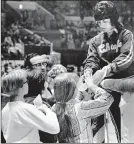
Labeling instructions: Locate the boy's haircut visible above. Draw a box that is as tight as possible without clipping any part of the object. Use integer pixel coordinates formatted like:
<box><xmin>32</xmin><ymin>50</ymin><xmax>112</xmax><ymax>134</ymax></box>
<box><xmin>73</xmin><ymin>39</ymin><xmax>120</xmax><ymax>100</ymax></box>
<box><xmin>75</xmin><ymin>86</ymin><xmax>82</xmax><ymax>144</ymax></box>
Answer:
<box><xmin>94</xmin><ymin>1</ymin><xmax>119</xmax><ymax>26</ymax></box>
<box><xmin>2</xmin><ymin>69</ymin><xmax>27</xmax><ymax>100</ymax></box>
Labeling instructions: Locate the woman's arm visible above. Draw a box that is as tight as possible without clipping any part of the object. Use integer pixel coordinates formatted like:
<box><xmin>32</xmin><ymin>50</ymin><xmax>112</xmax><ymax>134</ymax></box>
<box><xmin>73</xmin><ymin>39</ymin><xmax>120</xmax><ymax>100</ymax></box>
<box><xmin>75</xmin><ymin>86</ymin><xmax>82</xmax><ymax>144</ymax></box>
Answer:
<box><xmin>101</xmin><ymin>77</ymin><xmax>134</xmax><ymax>93</ymax></box>
<box><xmin>83</xmin><ymin>36</ymin><xmax>102</xmax><ymax>74</ymax></box>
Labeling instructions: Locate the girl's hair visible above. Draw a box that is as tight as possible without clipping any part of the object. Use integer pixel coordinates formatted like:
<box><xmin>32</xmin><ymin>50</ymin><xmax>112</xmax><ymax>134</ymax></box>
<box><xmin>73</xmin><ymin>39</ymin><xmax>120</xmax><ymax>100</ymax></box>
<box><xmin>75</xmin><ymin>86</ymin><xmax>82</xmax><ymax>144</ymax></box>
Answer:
<box><xmin>53</xmin><ymin>73</ymin><xmax>76</xmax><ymax>142</ymax></box>
<box><xmin>48</xmin><ymin>64</ymin><xmax>67</xmax><ymax>79</ymax></box>
<box><xmin>94</xmin><ymin>1</ymin><xmax>123</xmax><ymax>32</ymax></box>
<box><xmin>2</xmin><ymin>69</ymin><xmax>27</xmax><ymax>101</ymax></box>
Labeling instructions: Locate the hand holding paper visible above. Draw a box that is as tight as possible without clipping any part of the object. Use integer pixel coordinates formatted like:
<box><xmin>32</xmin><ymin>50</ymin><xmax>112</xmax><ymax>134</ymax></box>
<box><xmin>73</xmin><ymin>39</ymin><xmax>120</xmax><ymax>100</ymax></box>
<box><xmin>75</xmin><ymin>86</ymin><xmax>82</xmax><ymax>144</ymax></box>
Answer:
<box><xmin>33</xmin><ymin>94</ymin><xmax>43</xmax><ymax>108</ymax></box>
<box><xmin>38</xmin><ymin>104</ymin><xmax>49</xmax><ymax>114</ymax></box>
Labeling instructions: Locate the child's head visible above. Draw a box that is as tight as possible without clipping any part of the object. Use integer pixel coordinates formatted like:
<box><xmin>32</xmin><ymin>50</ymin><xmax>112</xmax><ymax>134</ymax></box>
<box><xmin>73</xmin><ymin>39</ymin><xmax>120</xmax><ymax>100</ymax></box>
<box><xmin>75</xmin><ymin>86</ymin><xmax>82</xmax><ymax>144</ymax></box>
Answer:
<box><xmin>2</xmin><ymin>69</ymin><xmax>28</xmax><ymax>101</ymax></box>
<box><xmin>48</xmin><ymin>64</ymin><xmax>67</xmax><ymax>79</ymax></box>
<box><xmin>53</xmin><ymin>73</ymin><xmax>77</xmax><ymax>142</ymax></box>
<box><xmin>54</xmin><ymin>73</ymin><xmax>76</xmax><ymax>103</ymax></box>
<box><xmin>94</xmin><ymin>1</ymin><xmax>121</xmax><ymax>32</ymax></box>
<box><xmin>47</xmin><ymin>64</ymin><xmax>67</xmax><ymax>90</ymax></box>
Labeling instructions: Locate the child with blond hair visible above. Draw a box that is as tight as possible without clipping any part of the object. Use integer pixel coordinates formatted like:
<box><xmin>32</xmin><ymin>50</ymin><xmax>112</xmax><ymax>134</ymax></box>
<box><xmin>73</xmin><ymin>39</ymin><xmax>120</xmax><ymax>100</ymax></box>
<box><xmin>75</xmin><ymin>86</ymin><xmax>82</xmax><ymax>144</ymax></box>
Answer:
<box><xmin>1</xmin><ymin>69</ymin><xmax>60</xmax><ymax>143</ymax></box>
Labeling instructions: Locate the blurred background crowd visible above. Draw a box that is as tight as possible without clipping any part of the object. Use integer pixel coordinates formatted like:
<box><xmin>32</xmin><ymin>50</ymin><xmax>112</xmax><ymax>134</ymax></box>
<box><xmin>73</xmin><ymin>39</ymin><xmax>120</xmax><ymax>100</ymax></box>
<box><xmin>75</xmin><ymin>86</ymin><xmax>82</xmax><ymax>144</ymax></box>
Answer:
<box><xmin>1</xmin><ymin>0</ymin><xmax>134</xmax><ymax>75</ymax></box>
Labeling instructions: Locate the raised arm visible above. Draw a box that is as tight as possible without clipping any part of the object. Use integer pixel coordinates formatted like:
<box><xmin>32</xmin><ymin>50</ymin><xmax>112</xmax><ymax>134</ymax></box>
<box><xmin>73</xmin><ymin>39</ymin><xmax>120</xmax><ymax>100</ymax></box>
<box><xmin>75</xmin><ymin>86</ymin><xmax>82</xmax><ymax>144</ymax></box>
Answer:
<box><xmin>75</xmin><ymin>70</ymin><xmax>113</xmax><ymax>119</ymax></box>
<box><xmin>77</xmin><ymin>87</ymin><xmax>113</xmax><ymax>119</ymax></box>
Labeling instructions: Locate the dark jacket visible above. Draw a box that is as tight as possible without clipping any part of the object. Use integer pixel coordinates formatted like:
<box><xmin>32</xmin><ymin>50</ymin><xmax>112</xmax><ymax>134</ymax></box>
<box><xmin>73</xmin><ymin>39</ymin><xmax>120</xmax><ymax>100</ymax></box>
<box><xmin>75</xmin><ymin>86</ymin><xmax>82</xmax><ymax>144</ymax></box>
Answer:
<box><xmin>83</xmin><ymin>29</ymin><xmax>134</xmax><ymax>79</ymax></box>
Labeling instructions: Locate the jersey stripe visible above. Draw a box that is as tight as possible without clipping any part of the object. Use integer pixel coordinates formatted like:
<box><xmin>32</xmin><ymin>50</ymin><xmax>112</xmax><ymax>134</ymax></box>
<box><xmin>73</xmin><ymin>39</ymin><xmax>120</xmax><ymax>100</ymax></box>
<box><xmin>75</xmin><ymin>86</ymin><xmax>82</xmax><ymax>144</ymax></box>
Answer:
<box><xmin>117</xmin><ymin>32</ymin><xmax>133</xmax><ymax>66</ymax></box>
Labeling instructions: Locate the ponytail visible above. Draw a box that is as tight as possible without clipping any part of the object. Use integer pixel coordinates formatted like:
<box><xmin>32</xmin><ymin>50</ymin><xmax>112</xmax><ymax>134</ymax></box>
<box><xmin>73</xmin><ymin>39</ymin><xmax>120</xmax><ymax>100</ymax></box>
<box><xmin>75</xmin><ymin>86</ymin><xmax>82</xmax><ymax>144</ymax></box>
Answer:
<box><xmin>54</xmin><ymin>103</ymin><xmax>74</xmax><ymax>142</ymax></box>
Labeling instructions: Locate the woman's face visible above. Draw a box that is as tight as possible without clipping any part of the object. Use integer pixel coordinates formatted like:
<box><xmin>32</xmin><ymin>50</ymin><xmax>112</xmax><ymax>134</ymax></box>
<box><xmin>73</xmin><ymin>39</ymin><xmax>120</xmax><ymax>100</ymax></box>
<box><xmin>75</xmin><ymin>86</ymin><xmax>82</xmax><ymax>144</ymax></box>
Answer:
<box><xmin>97</xmin><ymin>18</ymin><xmax>115</xmax><ymax>33</ymax></box>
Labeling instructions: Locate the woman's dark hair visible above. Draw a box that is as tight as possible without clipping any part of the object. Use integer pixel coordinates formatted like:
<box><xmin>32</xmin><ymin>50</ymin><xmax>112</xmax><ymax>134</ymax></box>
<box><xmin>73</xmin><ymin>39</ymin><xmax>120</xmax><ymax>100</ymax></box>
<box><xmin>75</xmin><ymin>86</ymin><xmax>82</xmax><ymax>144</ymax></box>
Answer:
<box><xmin>94</xmin><ymin>1</ymin><xmax>124</xmax><ymax>44</ymax></box>
<box><xmin>94</xmin><ymin>1</ymin><xmax>123</xmax><ymax>32</ymax></box>
<box><xmin>94</xmin><ymin>1</ymin><xmax>119</xmax><ymax>22</ymax></box>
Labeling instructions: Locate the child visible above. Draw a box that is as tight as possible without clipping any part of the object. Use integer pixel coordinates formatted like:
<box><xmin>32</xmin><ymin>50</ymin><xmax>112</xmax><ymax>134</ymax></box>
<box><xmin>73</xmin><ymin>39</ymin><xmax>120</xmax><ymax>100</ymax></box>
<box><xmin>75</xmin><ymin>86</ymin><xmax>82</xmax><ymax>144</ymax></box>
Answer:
<box><xmin>47</xmin><ymin>64</ymin><xmax>67</xmax><ymax>95</ymax></box>
<box><xmin>1</xmin><ymin>69</ymin><xmax>60</xmax><ymax>143</ymax></box>
<box><xmin>52</xmin><ymin>72</ymin><xmax>113</xmax><ymax>143</ymax></box>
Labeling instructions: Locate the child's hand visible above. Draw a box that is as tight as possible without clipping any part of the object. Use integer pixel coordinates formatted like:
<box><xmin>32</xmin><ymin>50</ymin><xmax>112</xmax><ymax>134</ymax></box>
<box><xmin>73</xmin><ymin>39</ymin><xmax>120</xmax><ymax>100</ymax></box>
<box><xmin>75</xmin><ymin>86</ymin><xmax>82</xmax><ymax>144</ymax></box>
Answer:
<box><xmin>77</xmin><ymin>75</ymin><xmax>88</xmax><ymax>91</ymax></box>
<box><xmin>38</xmin><ymin>104</ymin><xmax>49</xmax><ymax>114</ymax></box>
<box><xmin>84</xmin><ymin>69</ymin><xmax>94</xmax><ymax>87</ymax></box>
<box><xmin>33</xmin><ymin>94</ymin><xmax>42</xmax><ymax>108</ymax></box>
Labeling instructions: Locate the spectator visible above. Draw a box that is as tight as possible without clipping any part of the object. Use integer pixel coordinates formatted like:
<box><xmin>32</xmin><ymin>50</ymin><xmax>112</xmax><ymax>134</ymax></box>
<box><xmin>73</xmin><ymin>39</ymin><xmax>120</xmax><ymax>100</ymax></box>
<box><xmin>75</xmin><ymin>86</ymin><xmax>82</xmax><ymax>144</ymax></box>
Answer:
<box><xmin>24</xmin><ymin>53</ymin><xmax>47</xmax><ymax>75</ymax></box>
<box><xmin>23</xmin><ymin>53</ymin><xmax>57</xmax><ymax>143</ymax></box>
<box><xmin>23</xmin><ymin>53</ymin><xmax>50</xmax><ymax>104</ymax></box>
<box><xmin>41</xmin><ymin>54</ymin><xmax>53</xmax><ymax>73</ymax></box>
